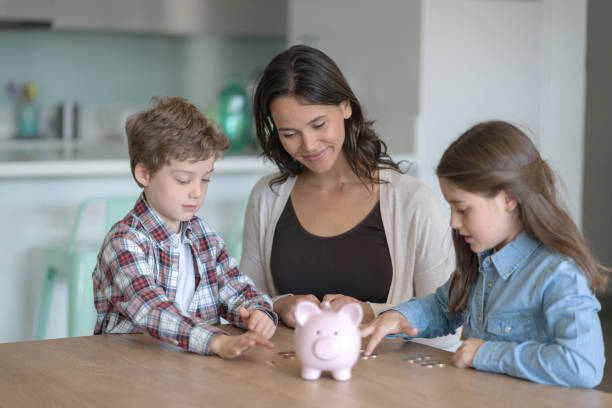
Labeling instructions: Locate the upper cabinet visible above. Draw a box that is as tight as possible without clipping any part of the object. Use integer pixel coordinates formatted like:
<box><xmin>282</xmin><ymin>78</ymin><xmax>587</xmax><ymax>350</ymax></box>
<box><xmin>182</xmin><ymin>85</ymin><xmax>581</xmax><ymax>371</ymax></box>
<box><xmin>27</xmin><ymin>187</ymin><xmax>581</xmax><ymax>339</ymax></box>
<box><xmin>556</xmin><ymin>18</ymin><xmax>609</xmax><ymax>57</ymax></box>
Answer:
<box><xmin>1</xmin><ymin>0</ymin><xmax>287</xmax><ymax>35</ymax></box>
<box><xmin>0</xmin><ymin>0</ymin><xmax>55</xmax><ymax>23</ymax></box>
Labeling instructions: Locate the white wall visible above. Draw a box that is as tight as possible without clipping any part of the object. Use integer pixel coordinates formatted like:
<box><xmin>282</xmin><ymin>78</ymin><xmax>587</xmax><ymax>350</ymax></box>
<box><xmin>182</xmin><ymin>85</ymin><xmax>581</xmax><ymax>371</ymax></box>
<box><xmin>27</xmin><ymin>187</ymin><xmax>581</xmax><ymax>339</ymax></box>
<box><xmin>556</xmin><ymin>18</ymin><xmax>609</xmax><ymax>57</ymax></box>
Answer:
<box><xmin>418</xmin><ymin>0</ymin><xmax>587</xmax><ymax>225</ymax></box>
<box><xmin>288</xmin><ymin>0</ymin><xmax>421</xmax><ymax>155</ymax></box>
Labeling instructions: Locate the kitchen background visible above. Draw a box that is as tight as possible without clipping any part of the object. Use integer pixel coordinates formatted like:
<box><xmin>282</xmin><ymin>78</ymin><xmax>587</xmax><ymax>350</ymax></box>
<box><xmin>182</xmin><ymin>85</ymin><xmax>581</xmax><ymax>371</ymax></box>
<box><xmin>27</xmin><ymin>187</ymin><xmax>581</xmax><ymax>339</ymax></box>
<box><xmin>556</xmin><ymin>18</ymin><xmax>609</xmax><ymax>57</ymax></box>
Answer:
<box><xmin>1</xmin><ymin>0</ymin><xmax>611</xmax><ymax>391</ymax></box>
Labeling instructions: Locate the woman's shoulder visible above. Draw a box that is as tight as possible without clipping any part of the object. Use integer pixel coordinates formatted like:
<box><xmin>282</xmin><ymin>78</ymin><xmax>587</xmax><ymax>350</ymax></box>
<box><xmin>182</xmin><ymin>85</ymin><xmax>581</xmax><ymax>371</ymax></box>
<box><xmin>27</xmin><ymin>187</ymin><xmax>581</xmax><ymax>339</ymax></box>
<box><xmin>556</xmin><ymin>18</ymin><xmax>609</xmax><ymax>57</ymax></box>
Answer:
<box><xmin>380</xmin><ymin>169</ymin><xmax>442</xmax><ymax>207</ymax></box>
<box><xmin>250</xmin><ymin>173</ymin><xmax>296</xmax><ymax>199</ymax></box>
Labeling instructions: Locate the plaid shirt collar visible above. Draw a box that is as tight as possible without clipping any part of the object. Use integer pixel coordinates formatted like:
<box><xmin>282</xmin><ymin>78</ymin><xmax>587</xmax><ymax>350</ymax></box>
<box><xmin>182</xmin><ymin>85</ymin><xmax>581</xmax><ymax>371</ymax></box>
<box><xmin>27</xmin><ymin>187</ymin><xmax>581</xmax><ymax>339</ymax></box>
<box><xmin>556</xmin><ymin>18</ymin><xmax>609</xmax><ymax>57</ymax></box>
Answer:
<box><xmin>132</xmin><ymin>192</ymin><xmax>195</xmax><ymax>246</ymax></box>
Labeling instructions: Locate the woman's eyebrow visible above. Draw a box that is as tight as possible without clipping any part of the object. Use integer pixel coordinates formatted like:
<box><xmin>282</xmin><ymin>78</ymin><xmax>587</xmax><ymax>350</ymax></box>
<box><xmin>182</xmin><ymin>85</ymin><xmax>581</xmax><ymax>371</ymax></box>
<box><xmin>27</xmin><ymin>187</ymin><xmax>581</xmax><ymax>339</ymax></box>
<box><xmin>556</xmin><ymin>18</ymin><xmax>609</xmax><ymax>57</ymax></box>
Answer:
<box><xmin>277</xmin><ymin>115</ymin><xmax>327</xmax><ymax>131</ymax></box>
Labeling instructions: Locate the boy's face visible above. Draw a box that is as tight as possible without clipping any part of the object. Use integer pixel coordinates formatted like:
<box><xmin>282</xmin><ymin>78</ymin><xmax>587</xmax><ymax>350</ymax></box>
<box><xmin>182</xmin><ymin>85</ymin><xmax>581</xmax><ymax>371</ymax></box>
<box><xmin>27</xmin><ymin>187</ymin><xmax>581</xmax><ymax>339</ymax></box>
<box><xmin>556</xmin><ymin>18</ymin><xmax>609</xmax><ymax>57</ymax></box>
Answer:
<box><xmin>135</xmin><ymin>157</ymin><xmax>215</xmax><ymax>234</ymax></box>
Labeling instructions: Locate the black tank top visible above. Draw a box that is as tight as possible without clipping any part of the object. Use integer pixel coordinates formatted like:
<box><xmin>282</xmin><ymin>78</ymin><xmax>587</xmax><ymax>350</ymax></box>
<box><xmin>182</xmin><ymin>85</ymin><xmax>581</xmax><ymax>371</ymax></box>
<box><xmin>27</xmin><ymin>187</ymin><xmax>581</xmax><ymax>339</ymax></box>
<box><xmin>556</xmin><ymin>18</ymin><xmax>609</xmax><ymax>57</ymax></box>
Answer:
<box><xmin>270</xmin><ymin>197</ymin><xmax>393</xmax><ymax>302</ymax></box>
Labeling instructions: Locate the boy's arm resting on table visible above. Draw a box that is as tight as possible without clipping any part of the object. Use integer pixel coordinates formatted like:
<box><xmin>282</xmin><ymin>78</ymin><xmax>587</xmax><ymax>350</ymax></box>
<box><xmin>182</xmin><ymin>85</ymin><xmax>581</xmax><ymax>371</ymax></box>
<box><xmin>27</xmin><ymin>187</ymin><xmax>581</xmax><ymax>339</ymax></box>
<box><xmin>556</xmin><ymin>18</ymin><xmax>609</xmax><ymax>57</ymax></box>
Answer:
<box><xmin>472</xmin><ymin>265</ymin><xmax>604</xmax><ymax>388</ymax></box>
<box><xmin>99</xmin><ymin>234</ymin><xmax>227</xmax><ymax>356</ymax></box>
<box><xmin>387</xmin><ymin>277</ymin><xmax>464</xmax><ymax>340</ymax></box>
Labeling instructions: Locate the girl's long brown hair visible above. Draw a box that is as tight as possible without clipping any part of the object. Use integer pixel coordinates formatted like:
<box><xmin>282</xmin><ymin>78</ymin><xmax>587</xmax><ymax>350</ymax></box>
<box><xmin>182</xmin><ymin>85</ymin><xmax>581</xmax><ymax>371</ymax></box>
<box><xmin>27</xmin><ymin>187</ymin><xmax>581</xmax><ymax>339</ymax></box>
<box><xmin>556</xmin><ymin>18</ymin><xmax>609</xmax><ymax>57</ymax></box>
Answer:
<box><xmin>437</xmin><ymin>121</ymin><xmax>609</xmax><ymax>315</ymax></box>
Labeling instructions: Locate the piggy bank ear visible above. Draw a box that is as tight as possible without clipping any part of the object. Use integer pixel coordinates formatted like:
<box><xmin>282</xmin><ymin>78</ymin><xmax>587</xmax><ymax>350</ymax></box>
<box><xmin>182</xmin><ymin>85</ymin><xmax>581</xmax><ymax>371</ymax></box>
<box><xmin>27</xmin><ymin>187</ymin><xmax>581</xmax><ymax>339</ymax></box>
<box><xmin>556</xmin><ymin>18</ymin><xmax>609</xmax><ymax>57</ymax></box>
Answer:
<box><xmin>294</xmin><ymin>301</ymin><xmax>321</xmax><ymax>326</ymax></box>
<box><xmin>338</xmin><ymin>302</ymin><xmax>363</xmax><ymax>326</ymax></box>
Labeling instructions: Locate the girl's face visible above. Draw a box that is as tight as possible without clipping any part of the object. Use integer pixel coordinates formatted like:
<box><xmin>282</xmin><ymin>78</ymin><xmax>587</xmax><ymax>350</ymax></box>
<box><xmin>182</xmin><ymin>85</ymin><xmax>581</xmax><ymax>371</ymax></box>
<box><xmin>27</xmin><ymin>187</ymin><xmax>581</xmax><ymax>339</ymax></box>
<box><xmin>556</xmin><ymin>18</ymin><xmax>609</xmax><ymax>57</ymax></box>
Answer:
<box><xmin>439</xmin><ymin>178</ymin><xmax>523</xmax><ymax>253</ymax></box>
<box><xmin>270</xmin><ymin>95</ymin><xmax>352</xmax><ymax>174</ymax></box>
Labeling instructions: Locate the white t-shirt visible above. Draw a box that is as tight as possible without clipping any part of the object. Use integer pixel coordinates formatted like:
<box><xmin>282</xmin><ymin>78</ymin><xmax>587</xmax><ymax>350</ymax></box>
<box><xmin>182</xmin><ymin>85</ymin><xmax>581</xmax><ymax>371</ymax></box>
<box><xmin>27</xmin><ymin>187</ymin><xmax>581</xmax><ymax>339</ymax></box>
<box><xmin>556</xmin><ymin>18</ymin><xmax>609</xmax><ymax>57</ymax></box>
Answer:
<box><xmin>176</xmin><ymin>228</ymin><xmax>196</xmax><ymax>313</ymax></box>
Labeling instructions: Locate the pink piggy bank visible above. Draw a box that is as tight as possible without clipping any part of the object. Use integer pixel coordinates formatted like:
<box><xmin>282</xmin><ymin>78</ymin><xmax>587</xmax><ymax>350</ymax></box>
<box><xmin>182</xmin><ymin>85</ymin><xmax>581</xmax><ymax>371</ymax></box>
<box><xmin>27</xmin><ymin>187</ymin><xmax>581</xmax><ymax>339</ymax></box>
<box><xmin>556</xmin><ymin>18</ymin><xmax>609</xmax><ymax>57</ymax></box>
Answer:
<box><xmin>294</xmin><ymin>301</ymin><xmax>363</xmax><ymax>381</ymax></box>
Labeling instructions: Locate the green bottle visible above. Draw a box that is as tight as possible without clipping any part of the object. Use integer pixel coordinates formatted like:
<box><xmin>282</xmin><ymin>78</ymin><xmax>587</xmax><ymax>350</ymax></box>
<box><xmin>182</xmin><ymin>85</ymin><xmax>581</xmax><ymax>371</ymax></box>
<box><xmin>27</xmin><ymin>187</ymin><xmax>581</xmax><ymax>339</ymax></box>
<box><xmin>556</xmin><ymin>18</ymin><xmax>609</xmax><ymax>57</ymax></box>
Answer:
<box><xmin>218</xmin><ymin>75</ymin><xmax>250</xmax><ymax>152</ymax></box>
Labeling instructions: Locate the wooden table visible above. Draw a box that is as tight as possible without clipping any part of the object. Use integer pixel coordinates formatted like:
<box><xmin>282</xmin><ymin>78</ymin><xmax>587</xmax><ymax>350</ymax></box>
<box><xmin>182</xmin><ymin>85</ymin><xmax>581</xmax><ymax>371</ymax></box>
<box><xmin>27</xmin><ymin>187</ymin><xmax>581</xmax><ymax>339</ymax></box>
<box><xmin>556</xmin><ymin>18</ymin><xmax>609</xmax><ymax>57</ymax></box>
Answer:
<box><xmin>1</xmin><ymin>326</ymin><xmax>610</xmax><ymax>407</ymax></box>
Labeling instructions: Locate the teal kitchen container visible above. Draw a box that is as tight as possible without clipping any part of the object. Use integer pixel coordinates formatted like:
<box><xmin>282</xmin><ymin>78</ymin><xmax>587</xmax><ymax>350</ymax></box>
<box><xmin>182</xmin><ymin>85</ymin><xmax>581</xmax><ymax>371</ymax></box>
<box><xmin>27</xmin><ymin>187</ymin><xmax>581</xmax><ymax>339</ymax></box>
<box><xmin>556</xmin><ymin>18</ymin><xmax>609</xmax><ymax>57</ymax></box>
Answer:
<box><xmin>218</xmin><ymin>76</ymin><xmax>250</xmax><ymax>152</ymax></box>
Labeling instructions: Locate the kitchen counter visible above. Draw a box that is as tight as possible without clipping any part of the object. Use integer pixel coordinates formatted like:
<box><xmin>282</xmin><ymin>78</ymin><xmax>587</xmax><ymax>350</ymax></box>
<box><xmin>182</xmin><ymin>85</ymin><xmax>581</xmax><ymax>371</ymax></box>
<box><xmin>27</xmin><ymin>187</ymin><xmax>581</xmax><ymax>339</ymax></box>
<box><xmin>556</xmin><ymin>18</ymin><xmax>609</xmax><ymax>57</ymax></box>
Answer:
<box><xmin>0</xmin><ymin>141</ymin><xmax>417</xmax><ymax>179</ymax></box>
<box><xmin>0</xmin><ymin>142</ymin><xmax>277</xmax><ymax>178</ymax></box>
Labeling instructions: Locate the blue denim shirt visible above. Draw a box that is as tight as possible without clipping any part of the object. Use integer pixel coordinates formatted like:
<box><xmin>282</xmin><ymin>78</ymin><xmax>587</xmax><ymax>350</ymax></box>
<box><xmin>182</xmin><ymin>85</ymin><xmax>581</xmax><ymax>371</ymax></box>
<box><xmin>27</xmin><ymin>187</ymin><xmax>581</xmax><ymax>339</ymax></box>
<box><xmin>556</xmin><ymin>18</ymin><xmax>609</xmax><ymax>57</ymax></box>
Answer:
<box><xmin>389</xmin><ymin>231</ymin><xmax>604</xmax><ymax>388</ymax></box>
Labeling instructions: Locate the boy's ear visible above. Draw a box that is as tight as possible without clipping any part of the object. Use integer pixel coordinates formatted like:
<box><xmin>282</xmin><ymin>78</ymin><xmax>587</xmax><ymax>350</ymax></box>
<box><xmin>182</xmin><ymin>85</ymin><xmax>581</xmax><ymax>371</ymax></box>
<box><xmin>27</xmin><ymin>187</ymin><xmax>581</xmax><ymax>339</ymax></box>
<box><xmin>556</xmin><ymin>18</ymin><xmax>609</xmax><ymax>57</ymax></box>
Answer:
<box><xmin>134</xmin><ymin>163</ymin><xmax>151</xmax><ymax>187</ymax></box>
<box><xmin>503</xmin><ymin>191</ymin><xmax>519</xmax><ymax>212</ymax></box>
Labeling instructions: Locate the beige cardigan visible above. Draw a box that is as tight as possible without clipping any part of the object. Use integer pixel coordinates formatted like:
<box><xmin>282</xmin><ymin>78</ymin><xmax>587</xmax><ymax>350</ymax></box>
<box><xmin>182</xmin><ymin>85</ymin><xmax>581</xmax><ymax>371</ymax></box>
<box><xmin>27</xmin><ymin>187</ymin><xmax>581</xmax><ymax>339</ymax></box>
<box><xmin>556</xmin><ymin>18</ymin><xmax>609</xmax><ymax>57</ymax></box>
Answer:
<box><xmin>239</xmin><ymin>169</ymin><xmax>460</xmax><ymax>349</ymax></box>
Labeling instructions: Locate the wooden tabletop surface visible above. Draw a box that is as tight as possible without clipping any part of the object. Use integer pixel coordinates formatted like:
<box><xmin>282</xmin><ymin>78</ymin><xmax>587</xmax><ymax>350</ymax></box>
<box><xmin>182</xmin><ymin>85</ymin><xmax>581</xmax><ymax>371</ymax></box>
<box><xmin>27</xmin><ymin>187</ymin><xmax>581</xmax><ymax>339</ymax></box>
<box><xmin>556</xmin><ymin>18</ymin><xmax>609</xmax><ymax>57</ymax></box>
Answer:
<box><xmin>1</xmin><ymin>326</ymin><xmax>610</xmax><ymax>407</ymax></box>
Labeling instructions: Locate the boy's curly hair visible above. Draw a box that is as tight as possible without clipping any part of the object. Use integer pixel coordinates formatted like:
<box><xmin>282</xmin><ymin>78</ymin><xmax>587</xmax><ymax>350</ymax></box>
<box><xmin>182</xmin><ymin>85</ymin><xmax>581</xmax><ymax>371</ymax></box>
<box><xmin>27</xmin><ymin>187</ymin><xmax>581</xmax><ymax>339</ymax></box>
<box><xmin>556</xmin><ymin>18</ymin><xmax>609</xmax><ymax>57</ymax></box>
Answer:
<box><xmin>126</xmin><ymin>96</ymin><xmax>230</xmax><ymax>187</ymax></box>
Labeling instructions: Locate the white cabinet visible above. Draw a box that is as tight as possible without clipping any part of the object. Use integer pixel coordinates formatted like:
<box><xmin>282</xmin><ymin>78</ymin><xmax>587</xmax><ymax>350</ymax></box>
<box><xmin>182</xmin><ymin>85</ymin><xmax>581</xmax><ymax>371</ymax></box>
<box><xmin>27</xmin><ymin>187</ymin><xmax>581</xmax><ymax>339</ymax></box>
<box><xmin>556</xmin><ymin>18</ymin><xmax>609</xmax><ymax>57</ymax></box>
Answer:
<box><xmin>1</xmin><ymin>0</ymin><xmax>287</xmax><ymax>35</ymax></box>
<box><xmin>53</xmin><ymin>0</ymin><xmax>287</xmax><ymax>35</ymax></box>
<box><xmin>0</xmin><ymin>0</ymin><xmax>55</xmax><ymax>22</ymax></box>
<box><xmin>417</xmin><ymin>0</ymin><xmax>587</xmax><ymax>224</ymax></box>
<box><xmin>53</xmin><ymin>0</ymin><xmax>107</xmax><ymax>30</ymax></box>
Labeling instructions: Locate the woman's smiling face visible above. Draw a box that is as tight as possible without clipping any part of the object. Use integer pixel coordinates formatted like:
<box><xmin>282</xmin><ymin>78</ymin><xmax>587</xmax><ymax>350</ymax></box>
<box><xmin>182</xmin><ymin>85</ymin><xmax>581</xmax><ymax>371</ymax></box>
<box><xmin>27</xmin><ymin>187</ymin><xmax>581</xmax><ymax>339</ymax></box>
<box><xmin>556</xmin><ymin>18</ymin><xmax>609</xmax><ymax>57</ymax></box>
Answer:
<box><xmin>270</xmin><ymin>95</ymin><xmax>352</xmax><ymax>174</ymax></box>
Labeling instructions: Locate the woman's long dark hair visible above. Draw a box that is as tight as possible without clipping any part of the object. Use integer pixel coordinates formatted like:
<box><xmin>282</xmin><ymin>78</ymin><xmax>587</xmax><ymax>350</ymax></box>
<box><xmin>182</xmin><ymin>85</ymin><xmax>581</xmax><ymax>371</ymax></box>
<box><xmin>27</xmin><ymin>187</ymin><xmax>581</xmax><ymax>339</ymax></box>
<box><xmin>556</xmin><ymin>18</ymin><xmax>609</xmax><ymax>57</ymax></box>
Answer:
<box><xmin>437</xmin><ymin>121</ymin><xmax>609</xmax><ymax>315</ymax></box>
<box><xmin>253</xmin><ymin>44</ymin><xmax>400</xmax><ymax>187</ymax></box>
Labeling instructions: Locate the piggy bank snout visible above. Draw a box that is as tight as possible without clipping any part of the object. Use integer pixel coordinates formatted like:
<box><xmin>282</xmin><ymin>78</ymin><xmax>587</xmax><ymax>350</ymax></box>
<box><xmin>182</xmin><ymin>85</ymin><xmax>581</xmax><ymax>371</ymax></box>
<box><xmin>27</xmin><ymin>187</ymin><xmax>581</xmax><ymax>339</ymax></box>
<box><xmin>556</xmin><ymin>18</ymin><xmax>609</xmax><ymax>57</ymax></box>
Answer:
<box><xmin>313</xmin><ymin>338</ymin><xmax>340</xmax><ymax>360</ymax></box>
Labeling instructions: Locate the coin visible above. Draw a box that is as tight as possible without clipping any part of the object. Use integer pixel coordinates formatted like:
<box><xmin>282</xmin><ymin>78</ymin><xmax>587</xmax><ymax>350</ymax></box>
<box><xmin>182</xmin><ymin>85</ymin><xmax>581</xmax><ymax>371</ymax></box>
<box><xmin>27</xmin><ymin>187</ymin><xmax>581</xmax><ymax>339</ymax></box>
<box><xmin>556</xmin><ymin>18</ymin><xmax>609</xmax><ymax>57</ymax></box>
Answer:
<box><xmin>278</xmin><ymin>351</ymin><xmax>296</xmax><ymax>359</ymax></box>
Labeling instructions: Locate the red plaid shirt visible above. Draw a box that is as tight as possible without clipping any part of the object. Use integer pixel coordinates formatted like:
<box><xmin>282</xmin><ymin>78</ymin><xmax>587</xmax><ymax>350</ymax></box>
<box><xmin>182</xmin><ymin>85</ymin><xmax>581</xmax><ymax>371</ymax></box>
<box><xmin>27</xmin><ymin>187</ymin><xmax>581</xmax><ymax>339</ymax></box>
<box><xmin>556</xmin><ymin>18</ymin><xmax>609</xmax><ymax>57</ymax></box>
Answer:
<box><xmin>93</xmin><ymin>193</ymin><xmax>276</xmax><ymax>355</ymax></box>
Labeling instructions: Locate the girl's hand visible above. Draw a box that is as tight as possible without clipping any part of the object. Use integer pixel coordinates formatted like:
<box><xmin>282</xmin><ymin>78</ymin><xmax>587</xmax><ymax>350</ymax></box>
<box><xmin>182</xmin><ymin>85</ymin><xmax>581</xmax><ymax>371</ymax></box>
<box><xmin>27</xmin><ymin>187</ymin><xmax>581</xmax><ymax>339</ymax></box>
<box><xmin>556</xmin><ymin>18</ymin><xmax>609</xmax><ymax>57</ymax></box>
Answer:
<box><xmin>360</xmin><ymin>310</ymin><xmax>418</xmax><ymax>356</ymax></box>
<box><xmin>210</xmin><ymin>332</ymin><xmax>275</xmax><ymax>359</ymax></box>
<box><xmin>238</xmin><ymin>307</ymin><xmax>276</xmax><ymax>339</ymax></box>
<box><xmin>321</xmin><ymin>294</ymin><xmax>375</xmax><ymax>323</ymax></box>
<box><xmin>451</xmin><ymin>338</ymin><xmax>485</xmax><ymax>368</ymax></box>
<box><xmin>273</xmin><ymin>295</ymin><xmax>320</xmax><ymax>328</ymax></box>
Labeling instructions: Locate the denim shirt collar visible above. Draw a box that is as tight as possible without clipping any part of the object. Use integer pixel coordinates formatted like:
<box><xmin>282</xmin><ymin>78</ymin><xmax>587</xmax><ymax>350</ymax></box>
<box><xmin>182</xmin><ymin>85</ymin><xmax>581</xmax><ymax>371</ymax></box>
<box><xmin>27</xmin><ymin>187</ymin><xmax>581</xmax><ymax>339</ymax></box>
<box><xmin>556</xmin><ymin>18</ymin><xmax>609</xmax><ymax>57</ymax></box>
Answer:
<box><xmin>477</xmin><ymin>230</ymin><xmax>541</xmax><ymax>280</ymax></box>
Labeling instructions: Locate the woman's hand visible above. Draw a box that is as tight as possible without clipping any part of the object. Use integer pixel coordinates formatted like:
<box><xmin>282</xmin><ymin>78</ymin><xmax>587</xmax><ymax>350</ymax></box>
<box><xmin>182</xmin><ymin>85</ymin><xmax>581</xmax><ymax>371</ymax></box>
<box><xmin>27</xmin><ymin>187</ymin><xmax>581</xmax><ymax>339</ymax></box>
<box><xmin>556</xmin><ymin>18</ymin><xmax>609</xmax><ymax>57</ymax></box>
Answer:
<box><xmin>360</xmin><ymin>310</ymin><xmax>418</xmax><ymax>355</ymax></box>
<box><xmin>451</xmin><ymin>338</ymin><xmax>484</xmax><ymax>368</ymax></box>
<box><xmin>238</xmin><ymin>307</ymin><xmax>276</xmax><ymax>339</ymax></box>
<box><xmin>273</xmin><ymin>294</ymin><xmax>320</xmax><ymax>328</ymax></box>
<box><xmin>321</xmin><ymin>294</ymin><xmax>375</xmax><ymax>324</ymax></box>
<box><xmin>210</xmin><ymin>332</ymin><xmax>275</xmax><ymax>359</ymax></box>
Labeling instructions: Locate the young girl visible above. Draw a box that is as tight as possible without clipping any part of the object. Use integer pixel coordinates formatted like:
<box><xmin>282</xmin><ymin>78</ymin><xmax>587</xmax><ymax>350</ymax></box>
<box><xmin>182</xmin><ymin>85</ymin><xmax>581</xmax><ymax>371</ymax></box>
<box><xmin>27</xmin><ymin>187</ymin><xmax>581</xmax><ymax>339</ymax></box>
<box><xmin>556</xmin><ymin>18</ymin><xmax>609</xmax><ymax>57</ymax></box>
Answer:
<box><xmin>361</xmin><ymin>121</ymin><xmax>608</xmax><ymax>388</ymax></box>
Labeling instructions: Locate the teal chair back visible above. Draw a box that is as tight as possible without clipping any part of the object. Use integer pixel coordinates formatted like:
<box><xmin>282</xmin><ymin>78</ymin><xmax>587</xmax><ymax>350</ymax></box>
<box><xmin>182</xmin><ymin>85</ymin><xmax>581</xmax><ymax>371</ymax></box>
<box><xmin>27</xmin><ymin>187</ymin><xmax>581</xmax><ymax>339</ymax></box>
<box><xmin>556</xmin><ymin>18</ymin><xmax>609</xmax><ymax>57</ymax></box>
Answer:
<box><xmin>37</xmin><ymin>195</ymin><xmax>137</xmax><ymax>339</ymax></box>
<box><xmin>66</xmin><ymin>195</ymin><xmax>137</xmax><ymax>253</ymax></box>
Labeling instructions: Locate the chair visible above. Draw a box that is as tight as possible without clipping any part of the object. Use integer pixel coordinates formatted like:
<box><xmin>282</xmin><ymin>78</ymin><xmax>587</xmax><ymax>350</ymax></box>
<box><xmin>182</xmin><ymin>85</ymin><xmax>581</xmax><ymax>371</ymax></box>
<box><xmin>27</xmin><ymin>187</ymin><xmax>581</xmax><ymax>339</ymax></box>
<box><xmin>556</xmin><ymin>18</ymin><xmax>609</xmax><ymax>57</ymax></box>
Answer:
<box><xmin>36</xmin><ymin>195</ymin><xmax>136</xmax><ymax>339</ymax></box>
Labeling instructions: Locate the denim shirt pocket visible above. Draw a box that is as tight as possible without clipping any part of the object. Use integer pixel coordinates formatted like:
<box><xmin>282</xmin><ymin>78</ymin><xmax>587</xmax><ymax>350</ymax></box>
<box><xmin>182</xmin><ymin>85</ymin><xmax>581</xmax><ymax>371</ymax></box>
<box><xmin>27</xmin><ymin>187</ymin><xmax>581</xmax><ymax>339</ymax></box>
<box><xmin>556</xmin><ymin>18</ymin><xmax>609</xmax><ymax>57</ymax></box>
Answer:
<box><xmin>485</xmin><ymin>311</ymin><xmax>537</xmax><ymax>342</ymax></box>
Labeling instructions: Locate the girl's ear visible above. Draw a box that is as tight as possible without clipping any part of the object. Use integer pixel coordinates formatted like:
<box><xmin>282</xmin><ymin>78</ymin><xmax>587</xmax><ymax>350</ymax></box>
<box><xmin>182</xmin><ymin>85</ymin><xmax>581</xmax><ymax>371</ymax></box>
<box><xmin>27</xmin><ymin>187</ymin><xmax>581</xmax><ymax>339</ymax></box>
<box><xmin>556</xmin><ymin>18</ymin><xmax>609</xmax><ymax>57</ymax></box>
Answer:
<box><xmin>503</xmin><ymin>191</ymin><xmax>519</xmax><ymax>212</ymax></box>
<box><xmin>339</xmin><ymin>99</ymin><xmax>352</xmax><ymax>119</ymax></box>
<box><xmin>134</xmin><ymin>163</ymin><xmax>151</xmax><ymax>187</ymax></box>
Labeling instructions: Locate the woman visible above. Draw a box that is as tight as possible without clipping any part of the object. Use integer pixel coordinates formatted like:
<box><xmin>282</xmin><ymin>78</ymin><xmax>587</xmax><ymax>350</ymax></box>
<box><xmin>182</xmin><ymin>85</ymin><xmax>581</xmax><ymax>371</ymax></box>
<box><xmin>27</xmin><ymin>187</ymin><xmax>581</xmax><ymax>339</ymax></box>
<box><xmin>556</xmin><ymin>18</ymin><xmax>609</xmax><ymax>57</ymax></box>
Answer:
<box><xmin>240</xmin><ymin>45</ymin><xmax>459</xmax><ymax>348</ymax></box>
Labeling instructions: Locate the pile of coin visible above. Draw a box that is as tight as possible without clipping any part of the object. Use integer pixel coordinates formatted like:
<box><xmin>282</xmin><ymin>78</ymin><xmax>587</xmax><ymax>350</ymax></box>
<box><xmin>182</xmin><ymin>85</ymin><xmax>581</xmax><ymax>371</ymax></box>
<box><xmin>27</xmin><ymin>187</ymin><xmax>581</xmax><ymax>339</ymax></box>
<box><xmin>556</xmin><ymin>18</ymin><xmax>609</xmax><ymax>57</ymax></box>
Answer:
<box><xmin>403</xmin><ymin>354</ymin><xmax>446</xmax><ymax>368</ymax></box>
<box><xmin>359</xmin><ymin>349</ymin><xmax>378</xmax><ymax>360</ymax></box>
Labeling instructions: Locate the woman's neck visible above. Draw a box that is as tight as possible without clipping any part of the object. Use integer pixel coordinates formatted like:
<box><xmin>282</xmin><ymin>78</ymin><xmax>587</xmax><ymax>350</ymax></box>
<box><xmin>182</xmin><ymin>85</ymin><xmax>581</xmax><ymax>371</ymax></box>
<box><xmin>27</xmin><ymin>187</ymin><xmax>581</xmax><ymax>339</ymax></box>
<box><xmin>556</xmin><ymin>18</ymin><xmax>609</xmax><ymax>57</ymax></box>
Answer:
<box><xmin>299</xmin><ymin>152</ymin><xmax>363</xmax><ymax>190</ymax></box>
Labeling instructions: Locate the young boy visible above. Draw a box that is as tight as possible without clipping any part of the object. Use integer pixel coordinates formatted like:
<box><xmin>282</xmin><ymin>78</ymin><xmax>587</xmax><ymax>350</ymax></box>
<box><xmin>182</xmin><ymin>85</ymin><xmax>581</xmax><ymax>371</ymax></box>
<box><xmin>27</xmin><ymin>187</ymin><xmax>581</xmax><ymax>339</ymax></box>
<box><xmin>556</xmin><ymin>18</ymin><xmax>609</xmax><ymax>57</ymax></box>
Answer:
<box><xmin>93</xmin><ymin>96</ymin><xmax>277</xmax><ymax>358</ymax></box>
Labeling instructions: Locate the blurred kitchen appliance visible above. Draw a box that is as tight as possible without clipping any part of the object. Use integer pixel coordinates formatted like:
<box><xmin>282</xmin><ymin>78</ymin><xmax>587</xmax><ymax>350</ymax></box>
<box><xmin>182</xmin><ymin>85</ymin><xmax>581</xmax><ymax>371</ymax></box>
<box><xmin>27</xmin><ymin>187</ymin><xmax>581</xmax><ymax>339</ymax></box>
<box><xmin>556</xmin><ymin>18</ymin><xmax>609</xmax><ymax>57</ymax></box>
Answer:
<box><xmin>57</xmin><ymin>101</ymin><xmax>79</xmax><ymax>140</ymax></box>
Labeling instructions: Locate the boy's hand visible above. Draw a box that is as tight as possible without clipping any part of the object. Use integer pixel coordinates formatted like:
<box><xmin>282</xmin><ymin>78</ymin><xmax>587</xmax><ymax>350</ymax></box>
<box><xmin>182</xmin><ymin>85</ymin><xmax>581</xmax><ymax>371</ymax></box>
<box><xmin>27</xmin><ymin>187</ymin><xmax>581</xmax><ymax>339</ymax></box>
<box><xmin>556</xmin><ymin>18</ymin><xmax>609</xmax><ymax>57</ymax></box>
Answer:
<box><xmin>238</xmin><ymin>307</ymin><xmax>276</xmax><ymax>339</ymax></box>
<box><xmin>274</xmin><ymin>295</ymin><xmax>320</xmax><ymax>328</ymax></box>
<box><xmin>451</xmin><ymin>338</ymin><xmax>485</xmax><ymax>368</ymax></box>
<box><xmin>210</xmin><ymin>332</ymin><xmax>275</xmax><ymax>359</ymax></box>
<box><xmin>360</xmin><ymin>310</ymin><xmax>418</xmax><ymax>356</ymax></box>
<box><xmin>322</xmin><ymin>294</ymin><xmax>375</xmax><ymax>323</ymax></box>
